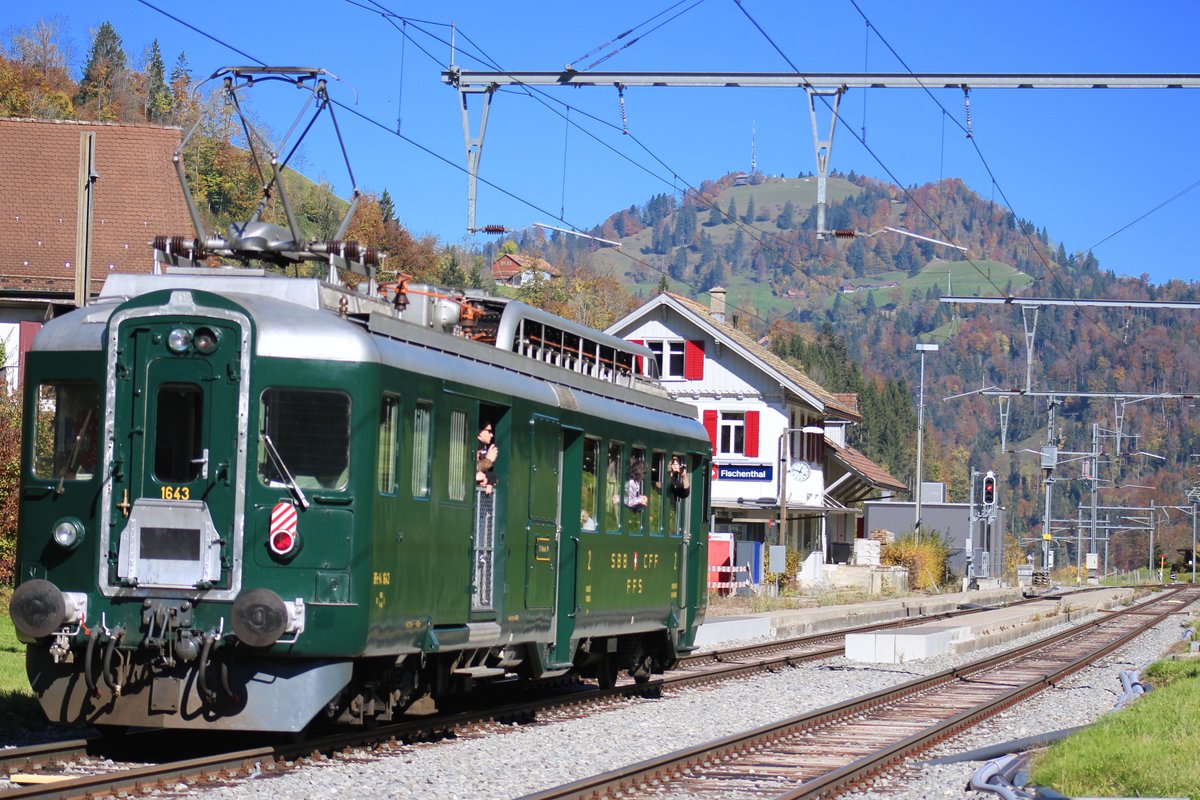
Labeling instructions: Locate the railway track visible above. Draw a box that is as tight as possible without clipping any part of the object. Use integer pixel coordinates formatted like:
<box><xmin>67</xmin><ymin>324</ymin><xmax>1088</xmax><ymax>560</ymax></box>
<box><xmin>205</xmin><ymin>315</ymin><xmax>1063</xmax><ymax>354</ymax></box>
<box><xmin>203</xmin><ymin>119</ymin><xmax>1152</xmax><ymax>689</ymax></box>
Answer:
<box><xmin>0</xmin><ymin>586</ymin><xmax>1143</xmax><ymax>800</ymax></box>
<box><xmin>518</xmin><ymin>586</ymin><xmax>1198</xmax><ymax>799</ymax></box>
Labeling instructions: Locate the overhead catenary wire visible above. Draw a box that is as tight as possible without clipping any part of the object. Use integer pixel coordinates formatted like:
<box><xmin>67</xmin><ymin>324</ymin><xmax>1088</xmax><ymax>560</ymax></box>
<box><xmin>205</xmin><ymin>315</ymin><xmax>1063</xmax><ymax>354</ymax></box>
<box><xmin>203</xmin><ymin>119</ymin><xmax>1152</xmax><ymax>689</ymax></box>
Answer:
<box><xmin>141</xmin><ymin>0</ymin><xmax>953</xmax><ymax>336</ymax></box>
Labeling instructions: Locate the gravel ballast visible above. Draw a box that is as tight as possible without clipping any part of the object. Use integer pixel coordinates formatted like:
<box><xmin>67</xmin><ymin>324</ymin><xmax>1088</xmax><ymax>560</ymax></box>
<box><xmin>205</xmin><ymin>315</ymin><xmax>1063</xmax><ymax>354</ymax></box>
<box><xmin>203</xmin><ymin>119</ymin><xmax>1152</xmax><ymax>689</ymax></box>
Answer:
<box><xmin>133</xmin><ymin>598</ymin><xmax>1194</xmax><ymax>800</ymax></box>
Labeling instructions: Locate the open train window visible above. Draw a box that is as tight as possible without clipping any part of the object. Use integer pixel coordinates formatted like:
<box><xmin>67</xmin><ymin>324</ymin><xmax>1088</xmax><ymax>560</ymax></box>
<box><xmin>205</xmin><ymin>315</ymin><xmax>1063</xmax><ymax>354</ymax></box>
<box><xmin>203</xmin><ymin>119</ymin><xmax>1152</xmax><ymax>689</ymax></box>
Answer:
<box><xmin>32</xmin><ymin>381</ymin><xmax>99</xmax><ymax>481</ymax></box>
<box><xmin>604</xmin><ymin>441</ymin><xmax>623</xmax><ymax>533</ymax></box>
<box><xmin>258</xmin><ymin>388</ymin><xmax>350</xmax><ymax>490</ymax></box>
<box><xmin>580</xmin><ymin>437</ymin><xmax>600</xmax><ymax>532</ymax></box>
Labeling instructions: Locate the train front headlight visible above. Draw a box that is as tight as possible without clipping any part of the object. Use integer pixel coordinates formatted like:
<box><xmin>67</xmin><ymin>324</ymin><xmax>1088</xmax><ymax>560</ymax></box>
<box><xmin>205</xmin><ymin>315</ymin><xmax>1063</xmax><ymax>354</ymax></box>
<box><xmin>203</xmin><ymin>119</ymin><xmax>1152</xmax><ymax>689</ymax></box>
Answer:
<box><xmin>167</xmin><ymin>327</ymin><xmax>192</xmax><ymax>354</ymax></box>
<box><xmin>52</xmin><ymin>518</ymin><xmax>84</xmax><ymax>550</ymax></box>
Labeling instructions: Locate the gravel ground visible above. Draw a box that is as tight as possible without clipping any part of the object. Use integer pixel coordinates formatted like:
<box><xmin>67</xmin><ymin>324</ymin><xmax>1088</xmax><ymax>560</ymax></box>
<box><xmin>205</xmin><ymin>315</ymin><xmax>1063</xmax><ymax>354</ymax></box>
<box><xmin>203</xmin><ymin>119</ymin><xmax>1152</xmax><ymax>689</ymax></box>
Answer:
<box><xmin>121</xmin><ymin>596</ymin><xmax>1195</xmax><ymax>800</ymax></box>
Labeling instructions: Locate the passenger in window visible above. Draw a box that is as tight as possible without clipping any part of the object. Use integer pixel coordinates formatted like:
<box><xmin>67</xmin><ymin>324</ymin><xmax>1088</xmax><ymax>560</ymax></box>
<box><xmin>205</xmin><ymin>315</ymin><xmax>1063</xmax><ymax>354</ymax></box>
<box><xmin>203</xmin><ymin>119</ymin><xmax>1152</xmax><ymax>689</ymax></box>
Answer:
<box><xmin>624</xmin><ymin>457</ymin><xmax>649</xmax><ymax>511</ymax></box>
<box><xmin>476</xmin><ymin>422</ymin><xmax>498</xmax><ymax>494</ymax></box>
<box><xmin>580</xmin><ymin>510</ymin><xmax>598</xmax><ymax>532</ymax></box>
<box><xmin>668</xmin><ymin>455</ymin><xmax>691</xmax><ymax>501</ymax></box>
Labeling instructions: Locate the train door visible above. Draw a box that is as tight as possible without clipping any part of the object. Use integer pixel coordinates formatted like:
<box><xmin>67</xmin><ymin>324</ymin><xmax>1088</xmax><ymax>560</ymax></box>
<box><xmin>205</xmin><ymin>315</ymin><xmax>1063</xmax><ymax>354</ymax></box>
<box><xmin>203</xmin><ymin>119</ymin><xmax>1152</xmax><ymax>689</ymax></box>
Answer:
<box><xmin>525</xmin><ymin>414</ymin><xmax>560</xmax><ymax>613</ymax></box>
<box><xmin>551</xmin><ymin>426</ymin><xmax>584</xmax><ymax>665</ymax></box>
<box><xmin>471</xmin><ymin>403</ymin><xmax>507</xmax><ymax>620</ymax></box>
<box><xmin>110</xmin><ymin>315</ymin><xmax>246</xmax><ymax>593</ymax></box>
<box><xmin>435</xmin><ymin>395</ymin><xmax>478</xmax><ymax>622</ymax></box>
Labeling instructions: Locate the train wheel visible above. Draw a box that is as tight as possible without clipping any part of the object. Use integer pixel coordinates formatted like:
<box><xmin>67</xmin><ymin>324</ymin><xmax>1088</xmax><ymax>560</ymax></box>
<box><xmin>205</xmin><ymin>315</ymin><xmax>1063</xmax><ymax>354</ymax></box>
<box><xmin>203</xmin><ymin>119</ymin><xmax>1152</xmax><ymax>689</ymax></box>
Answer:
<box><xmin>596</xmin><ymin>655</ymin><xmax>619</xmax><ymax>690</ymax></box>
<box><xmin>630</xmin><ymin>654</ymin><xmax>654</xmax><ymax>685</ymax></box>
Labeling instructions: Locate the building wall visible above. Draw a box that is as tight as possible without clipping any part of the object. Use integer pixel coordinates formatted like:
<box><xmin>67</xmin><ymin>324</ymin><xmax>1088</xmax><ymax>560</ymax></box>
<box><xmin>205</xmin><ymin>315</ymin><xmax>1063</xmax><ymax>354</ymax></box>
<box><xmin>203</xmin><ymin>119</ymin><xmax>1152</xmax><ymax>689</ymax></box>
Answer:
<box><xmin>864</xmin><ymin>501</ymin><xmax>1007</xmax><ymax>578</ymax></box>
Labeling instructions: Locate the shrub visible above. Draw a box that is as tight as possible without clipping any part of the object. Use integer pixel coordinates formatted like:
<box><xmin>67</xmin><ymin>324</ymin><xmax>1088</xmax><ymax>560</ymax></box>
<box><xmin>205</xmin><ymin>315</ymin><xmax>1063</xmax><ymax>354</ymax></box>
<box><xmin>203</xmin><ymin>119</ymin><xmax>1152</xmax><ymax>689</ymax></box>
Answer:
<box><xmin>882</xmin><ymin>532</ymin><xmax>950</xmax><ymax>592</ymax></box>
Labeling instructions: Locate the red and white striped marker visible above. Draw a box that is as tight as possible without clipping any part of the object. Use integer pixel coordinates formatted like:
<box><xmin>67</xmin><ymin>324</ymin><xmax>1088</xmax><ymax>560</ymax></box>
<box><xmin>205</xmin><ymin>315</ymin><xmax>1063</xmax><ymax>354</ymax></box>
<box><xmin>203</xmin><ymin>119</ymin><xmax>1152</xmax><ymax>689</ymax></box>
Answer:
<box><xmin>269</xmin><ymin>502</ymin><xmax>299</xmax><ymax>555</ymax></box>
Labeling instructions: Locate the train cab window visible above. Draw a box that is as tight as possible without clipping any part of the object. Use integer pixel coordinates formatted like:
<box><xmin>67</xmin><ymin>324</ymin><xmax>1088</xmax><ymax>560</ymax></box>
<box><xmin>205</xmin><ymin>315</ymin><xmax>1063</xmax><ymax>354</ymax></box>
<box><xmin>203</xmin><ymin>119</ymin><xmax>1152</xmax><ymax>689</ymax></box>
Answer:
<box><xmin>154</xmin><ymin>383</ymin><xmax>203</xmax><ymax>483</ymax></box>
<box><xmin>648</xmin><ymin>450</ymin><xmax>665</xmax><ymax>536</ymax></box>
<box><xmin>258</xmin><ymin>388</ymin><xmax>350</xmax><ymax>490</ymax></box>
<box><xmin>412</xmin><ymin>401</ymin><xmax>432</xmax><ymax>499</ymax></box>
<box><xmin>448</xmin><ymin>409</ymin><xmax>469</xmax><ymax>501</ymax></box>
<box><xmin>378</xmin><ymin>394</ymin><xmax>401</xmax><ymax>495</ymax></box>
<box><xmin>580</xmin><ymin>437</ymin><xmax>600</xmax><ymax>532</ymax></box>
<box><xmin>604</xmin><ymin>441</ymin><xmax>623</xmax><ymax>533</ymax></box>
<box><xmin>32</xmin><ymin>381</ymin><xmax>99</xmax><ymax>481</ymax></box>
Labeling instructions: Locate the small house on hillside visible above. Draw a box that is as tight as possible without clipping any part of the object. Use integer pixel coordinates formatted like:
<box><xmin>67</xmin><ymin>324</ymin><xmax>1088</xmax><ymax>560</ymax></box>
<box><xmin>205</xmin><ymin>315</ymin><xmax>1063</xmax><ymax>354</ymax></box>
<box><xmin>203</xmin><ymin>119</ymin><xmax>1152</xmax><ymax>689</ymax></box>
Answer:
<box><xmin>490</xmin><ymin>253</ymin><xmax>561</xmax><ymax>287</ymax></box>
<box><xmin>0</xmin><ymin>118</ymin><xmax>192</xmax><ymax>389</ymax></box>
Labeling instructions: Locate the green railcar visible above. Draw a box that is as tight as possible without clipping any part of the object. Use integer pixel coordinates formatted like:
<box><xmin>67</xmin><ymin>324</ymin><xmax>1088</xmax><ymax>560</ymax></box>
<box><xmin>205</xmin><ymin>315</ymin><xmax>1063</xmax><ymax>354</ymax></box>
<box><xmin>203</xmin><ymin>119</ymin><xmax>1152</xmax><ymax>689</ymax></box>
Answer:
<box><xmin>8</xmin><ymin>270</ymin><xmax>710</xmax><ymax>732</ymax></box>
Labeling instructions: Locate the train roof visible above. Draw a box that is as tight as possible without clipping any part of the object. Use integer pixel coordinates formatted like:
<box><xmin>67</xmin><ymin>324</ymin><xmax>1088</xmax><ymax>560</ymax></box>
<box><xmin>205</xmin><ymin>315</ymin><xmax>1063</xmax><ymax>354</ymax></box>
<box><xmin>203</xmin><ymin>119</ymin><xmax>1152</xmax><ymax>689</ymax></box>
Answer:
<box><xmin>32</xmin><ymin>269</ymin><xmax>704</xmax><ymax>428</ymax></box>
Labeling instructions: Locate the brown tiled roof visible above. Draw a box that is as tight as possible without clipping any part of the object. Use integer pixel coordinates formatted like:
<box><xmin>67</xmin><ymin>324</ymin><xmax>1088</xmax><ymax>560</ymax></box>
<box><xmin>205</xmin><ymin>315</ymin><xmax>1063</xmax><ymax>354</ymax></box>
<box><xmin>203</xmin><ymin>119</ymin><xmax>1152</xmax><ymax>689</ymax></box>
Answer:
<box><xmin>0</xmin><ymin>118</ymin><xmax>191</xmax><ymax>298</ymax></box>
<box><xmin>491</xmin><ymin>253</ymin><xmax>561</xmax><ymax>280</ymax></box>
<box><xmin>826</xmin><ymin>437</ymin><xmax>907</xmax><ymax>493</ymax></box>
<box><xmin>833</xmin><ymin>393</ymin><xmax>860</xmax><ymax>415</ymax></box>
<box><xmin>664</xmin><ymin>291</ymin><xmax>861</xmax><ymax>421</ymax></box>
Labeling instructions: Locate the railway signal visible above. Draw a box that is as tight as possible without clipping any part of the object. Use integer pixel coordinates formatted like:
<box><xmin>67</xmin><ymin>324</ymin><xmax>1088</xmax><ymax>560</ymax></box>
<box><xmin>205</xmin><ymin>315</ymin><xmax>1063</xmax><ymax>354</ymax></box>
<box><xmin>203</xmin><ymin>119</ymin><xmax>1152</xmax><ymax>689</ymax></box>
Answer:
<box><xmin>982</xmin><ymin>471</ymin><xmax>996</xmax><ymax>507</ymax></box>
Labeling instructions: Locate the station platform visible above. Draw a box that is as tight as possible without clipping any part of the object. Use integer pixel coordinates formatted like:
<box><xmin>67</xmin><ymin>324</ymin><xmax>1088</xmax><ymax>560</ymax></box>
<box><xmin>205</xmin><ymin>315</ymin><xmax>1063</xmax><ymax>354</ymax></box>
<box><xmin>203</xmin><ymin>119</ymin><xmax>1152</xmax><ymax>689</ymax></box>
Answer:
<box><xmin>694</xmin><ymin>586</ymin><xmax>1143</xmax><ymax>663</ymax></box>
<box><xmin>845</xmin><ymin>586</ymin><xmax>1139</xmax><ymax>663</ymax></box>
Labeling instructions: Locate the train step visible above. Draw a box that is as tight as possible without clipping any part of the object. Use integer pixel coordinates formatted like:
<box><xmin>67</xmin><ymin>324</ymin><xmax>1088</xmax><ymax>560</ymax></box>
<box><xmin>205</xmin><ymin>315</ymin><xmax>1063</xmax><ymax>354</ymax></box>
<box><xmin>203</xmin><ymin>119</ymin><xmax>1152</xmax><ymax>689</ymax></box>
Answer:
<box><xmin>452</xmin><ymin>666</ymin><xmax>508</xmax><ymax>678</ymax></box>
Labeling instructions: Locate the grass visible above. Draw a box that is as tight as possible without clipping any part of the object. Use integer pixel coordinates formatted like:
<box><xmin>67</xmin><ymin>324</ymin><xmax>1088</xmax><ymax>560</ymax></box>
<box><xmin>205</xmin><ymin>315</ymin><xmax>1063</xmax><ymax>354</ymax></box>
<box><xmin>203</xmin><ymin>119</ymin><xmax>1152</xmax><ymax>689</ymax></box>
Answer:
<box><xmin>0</xmin><ymin>586</ymin><xmax>51</xmax><ymax>737</ymax></box>
<box><xmin>1028</xmin><ymin>653</ymin><xmax>1200</xmax><ymax>799</ymax></box>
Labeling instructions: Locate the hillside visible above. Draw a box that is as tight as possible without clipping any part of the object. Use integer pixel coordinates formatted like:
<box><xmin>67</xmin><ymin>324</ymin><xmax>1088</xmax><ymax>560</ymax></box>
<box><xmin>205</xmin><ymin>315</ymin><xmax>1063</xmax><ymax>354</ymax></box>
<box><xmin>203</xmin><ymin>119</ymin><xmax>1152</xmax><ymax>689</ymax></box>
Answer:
<box><xmin>512</xmin><ymin>173</ymin><xmax>1200</xmax><ymax>572</ymax></box>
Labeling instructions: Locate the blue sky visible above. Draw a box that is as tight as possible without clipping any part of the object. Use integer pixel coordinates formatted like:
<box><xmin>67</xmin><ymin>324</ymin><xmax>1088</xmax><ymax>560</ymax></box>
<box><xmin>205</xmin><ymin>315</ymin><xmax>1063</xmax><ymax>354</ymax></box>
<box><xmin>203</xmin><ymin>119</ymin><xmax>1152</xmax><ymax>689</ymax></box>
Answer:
<box><xmin>5</xmin><ymin>0</ymin><xmax>1200</xmax><ymax>285</ymax></box>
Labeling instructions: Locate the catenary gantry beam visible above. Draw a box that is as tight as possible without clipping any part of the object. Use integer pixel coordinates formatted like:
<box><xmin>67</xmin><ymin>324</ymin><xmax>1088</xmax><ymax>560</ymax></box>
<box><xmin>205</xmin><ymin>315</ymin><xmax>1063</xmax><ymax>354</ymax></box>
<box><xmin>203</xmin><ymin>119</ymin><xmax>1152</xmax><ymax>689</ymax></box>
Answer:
<box><xmin>440</xmin><ymin>69</ymin><xmax>1200</xmax><ymax>234</ymax></box>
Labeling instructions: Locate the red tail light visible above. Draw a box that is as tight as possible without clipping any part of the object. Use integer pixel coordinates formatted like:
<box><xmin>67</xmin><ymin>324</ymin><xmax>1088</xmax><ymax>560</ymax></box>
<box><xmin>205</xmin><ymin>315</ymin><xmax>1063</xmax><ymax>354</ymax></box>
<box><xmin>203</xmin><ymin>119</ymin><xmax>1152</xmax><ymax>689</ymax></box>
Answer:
<box><xmin>269</xmin><ymin>529</ymin><xmax>297</xmax><ymax>556</ymax></box>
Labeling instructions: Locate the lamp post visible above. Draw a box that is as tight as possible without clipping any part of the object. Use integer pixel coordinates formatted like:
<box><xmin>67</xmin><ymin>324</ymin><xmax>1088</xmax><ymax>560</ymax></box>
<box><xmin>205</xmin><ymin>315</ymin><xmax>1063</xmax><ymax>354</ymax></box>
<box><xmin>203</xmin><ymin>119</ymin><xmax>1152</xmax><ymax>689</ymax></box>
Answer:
<box><xmin>914</xmin><ymin>343</ymin><xmax>939</xmax><ymax>539</ymax></box>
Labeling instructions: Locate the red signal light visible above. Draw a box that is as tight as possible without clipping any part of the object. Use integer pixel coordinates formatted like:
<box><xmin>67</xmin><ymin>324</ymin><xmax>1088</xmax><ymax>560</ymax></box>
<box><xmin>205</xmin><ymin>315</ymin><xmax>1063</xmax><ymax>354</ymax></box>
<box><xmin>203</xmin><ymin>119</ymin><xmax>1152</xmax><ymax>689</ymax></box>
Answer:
<box><xmin>982</xmin><ymin>471</ymin><xmax>996</xmax><ymax>506</ymax></box>
<box><xmin>269</xmin><ymin>529</ymin><xmax>297</xmax><ymax>556</ymax></box>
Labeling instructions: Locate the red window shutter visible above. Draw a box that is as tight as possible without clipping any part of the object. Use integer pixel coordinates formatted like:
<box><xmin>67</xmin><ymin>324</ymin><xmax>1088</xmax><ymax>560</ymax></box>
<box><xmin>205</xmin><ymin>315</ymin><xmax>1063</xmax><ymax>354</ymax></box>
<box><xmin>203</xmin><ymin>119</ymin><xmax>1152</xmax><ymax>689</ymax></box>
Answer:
<box><xmin>630</xmin><ymin>339</ymin><xmax>644</xmax><ymax>375</ymax></box>
<box><xmin>702</xmin><ymin>409</ymin><xmax>718</xmax><ymax>455</ymax></box>
<box><xmin>745</xmin><ymin>410</ymin><xmax>759</xmax><ymax>457</ymax></box>
<box><xmin>684</xmin><ymin>339</ymin><xmax>705</xmax><ymax>380</ymax></box>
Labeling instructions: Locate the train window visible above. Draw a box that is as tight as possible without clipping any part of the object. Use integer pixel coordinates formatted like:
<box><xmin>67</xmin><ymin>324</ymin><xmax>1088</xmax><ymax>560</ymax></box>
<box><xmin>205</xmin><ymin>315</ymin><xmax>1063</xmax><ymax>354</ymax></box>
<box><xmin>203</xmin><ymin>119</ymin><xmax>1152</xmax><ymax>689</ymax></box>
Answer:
<box><xmin>666</xmin><ymin>452</ymin><xmax>691</xmax><ymax>536</ymax></box>
<box><xmin>649</xmin><ymin>450</ymin><xmax>665</xmax><ymax>535</ymax></box>
<box><xmin>378</xmin><ymin>394</ymin><xmax>400</xmax><ymax>495</ymax></box>
<box><xmin>448</xmin><ymin>410</ymin><xmax>469</xmax><ymax>501</ymax></box>
<box><xmin>154</xmin><ymin>383</ymin><xmax>203</xmax><ymax>483</ymax></box>
<box><xmin>604</xmin><ymin>441</ymin><xmax>623</xmax><ymax>533</ymax></box>
<box><xmin>580</xmin><ymin>437</ymin><xmax>600</xmax><ymax>532</ymax></box>
<box><xmin>258</xmin><ymin>388</ymin><xmax>350</xmax><ymax>490</ymax></box>
<box><xmin>412</xmin><ymin>401</ymin><xmax>432</xmax><ymax>498</ymax></box>
<box><xmin>626</xmin><ymin>447</ymin><xmax>647</xmax><ymax>535</ymax></box>
<box><xmin>32</xmin><ymin>382</ymin><xmax>99</xmax><ymax>481</ymax></box>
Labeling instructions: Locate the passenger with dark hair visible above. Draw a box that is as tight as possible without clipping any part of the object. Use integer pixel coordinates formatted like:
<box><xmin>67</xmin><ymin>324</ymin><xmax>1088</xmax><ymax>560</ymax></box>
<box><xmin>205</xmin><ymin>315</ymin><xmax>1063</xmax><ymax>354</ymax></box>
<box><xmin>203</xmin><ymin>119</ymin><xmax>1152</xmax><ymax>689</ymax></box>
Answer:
<box><xmin>476</xmin><ymin>421</ymin><xmax>498</xmax><ymax>494</ymax></box>
<box><xmin>668</xmin><ymin>455</ymin><xmax>690</xmax><ymax>501</ymax></box>
<box><xmin>624</xmin><ymin>457</ymin><xmax>649</xmax><ymax>511</ymax></box>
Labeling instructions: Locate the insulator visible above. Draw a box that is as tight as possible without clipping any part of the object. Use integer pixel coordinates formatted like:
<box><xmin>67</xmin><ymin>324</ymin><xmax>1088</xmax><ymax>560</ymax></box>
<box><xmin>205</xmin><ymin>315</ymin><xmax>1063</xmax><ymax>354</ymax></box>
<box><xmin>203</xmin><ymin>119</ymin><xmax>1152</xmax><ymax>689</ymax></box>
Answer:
<box><xmin>151</xmin><ymin>235</ymin><xmax>205</xmax><ymax>259</ymax></box>
<box><xmin>833</xmin><ymin>229</ymin><xmax>857</xmax><ymax>239</ymax></box>
<box><xmin>481</xmin><ymin>225</ymin><xmax>508</xmax><ymax>234</ymax></box>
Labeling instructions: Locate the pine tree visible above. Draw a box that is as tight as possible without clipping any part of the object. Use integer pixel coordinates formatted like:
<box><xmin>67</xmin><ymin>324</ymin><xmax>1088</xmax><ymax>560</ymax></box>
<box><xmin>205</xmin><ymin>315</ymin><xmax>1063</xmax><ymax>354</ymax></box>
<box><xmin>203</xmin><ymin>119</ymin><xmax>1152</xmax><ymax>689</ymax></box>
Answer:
<box><xmin>725</xmin><ymin>198</ymin><xmax>737</xmax><ymax>224</ymax></box>
<box><xmin>379</xmin><ymin>188</ymin><xmax>396</xmax><ymax>223</ymax></box>
<box><xmin>169</xmin><ymin>51</ymin><xmax>193</xmax><ymax>117</ymax></box>
<box><xmin>76</xmin><ymin>21</ymin><xmax>128</xmax><ymax>121</ymax></box>
<box><xmin>143</xmin><ymin>39</ymin><xmax>171</xmax><ymax>122</ymax></box>
<box><xmin>743</xmin><ymin>195</ymin><xmax>755</xmax><ymax>224</ymax></box>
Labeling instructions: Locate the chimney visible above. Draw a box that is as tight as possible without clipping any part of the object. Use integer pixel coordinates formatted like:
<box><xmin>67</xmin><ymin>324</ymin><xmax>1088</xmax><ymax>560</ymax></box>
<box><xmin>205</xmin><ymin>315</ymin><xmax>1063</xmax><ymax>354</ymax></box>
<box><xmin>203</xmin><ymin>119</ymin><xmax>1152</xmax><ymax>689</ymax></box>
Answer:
<box><xmin>709</xmin><ymin>286</ymin><xmax>726</xmax><ymax>323</ymax></box>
